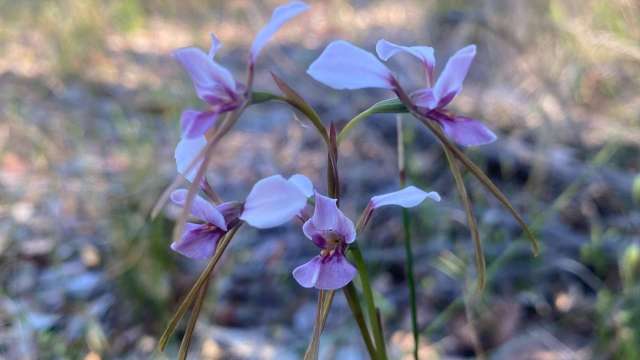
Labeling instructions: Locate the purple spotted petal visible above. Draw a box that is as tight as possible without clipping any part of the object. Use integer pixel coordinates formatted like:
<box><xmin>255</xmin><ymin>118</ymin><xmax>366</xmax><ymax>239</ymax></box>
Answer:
<box><xmin>307</xmin><ymin>40</ymin><xmax>394</xmax><ymax>90</ymax></box>
<box><xmin>438</xmin><ymin>116</ymin><xmax>497</xmax><ymax>147</ymax></box>
<box><xmin>411</xmin><ymin>88</ymin><xmax>438</xmax><ymax>110</ymax></box>
<box><xmin>370</xmin><ymin>186</ymin><xmax>441</xmax><ymax>209</ymax></box>
<box><xmin>250</xmin><ymin>1</ymin><xmax>309</xmax><ymax>63</ymax></box>
<box><xmin>293</xmin><ymin>254</ymin><xmax>357</xmax><ymax>290</ymax></box>
<box><xmin>302</xmin><ymin>193</ymin><xmax>356</xmax><ymax>244</ymax></box>
<box><xmin>433</xmin><ymin>45</ymin><xmax>476</xmax><ymax>108</ymax></box>
<box><xmin>240</xmin><ymin>174</ymin><xmax>308</xmax><ymax>229</ymax></box>
<box><xmin>376</xmin><ymin>39</ymin><xmax>435</xmax><ymax>83</ymax></box>
<box><xmin>175</xmin><ymin>135</ymin><xmax>206</xmax><ymax>182</ymax></box>
<box><xmin>180</xmin><ymin>109</ymin><xmax>218</xmax><ymax>138</ymax></box>
<box><xmin>288</xmin><ymin>174</ymin><xmax>314</xmax><ymax>197</ymax></box>
<box><xmin>170</xmin><ymin>189</ymin><xmax>227</xmax><ymax>230</ymax></box>
<box><xmin>173</xmin><ymin>47</ymin><xmax>237</xmax><ymax>103</ymax></box>
<box><xmin>171</xmin><ymin>223</ymin><xmax>222</xmax><ymax>259</ymax></box>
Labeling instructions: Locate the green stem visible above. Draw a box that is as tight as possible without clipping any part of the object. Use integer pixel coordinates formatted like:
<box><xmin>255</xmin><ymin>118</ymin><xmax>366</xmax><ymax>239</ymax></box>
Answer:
<box><xmin>350</xmin><ymin>244</ymin><xmax>388</xmax><ymax>360</ymax></box>
<box><xmin>343</xmin><ymin>283</ymin><xmax>377</xmax><ymax>359</ymax></box>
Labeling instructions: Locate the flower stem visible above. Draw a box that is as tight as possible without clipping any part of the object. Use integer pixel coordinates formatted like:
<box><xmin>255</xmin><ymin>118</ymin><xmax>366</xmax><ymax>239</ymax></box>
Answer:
<box><xmin>350</xmin><ymin>244</ymin><xmax>388</xmax><ymax>360</ymax></box>
<box><xmin>343</xmin><ymin>283</ymin><xmax>377</xmax><ymax>359</ymax></box>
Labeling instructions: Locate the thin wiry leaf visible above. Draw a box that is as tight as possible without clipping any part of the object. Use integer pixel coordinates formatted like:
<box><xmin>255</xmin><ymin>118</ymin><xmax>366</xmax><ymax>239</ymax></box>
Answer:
<box><xmin>178</xmin><ymin>276</ymin><xmax>211</xmax><ymax>360</ymax></box>
<box><xmin>304</xmin><ymin>290</ymin><xmax>335</xmax><ymax>360</ymax></box>
<box><xmin>343</xmin><ymin>284</ymin><xmax>377</xmax><ymax>358</ymax></box>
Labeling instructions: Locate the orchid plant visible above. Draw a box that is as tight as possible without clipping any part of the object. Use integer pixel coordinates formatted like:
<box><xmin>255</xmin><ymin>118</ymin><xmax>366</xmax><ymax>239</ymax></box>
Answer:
<box><xmin>154</xmin><ymin>2</ymin><xmax>539</xmax><ymax>359</ymax></box>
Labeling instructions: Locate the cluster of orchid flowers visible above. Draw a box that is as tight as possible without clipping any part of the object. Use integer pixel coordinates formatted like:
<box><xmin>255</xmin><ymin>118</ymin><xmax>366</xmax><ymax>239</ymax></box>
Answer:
<box><xmin>158</xmin><ymin>1</ymin><xmax>537</xmax><ymax>358</ymax></box>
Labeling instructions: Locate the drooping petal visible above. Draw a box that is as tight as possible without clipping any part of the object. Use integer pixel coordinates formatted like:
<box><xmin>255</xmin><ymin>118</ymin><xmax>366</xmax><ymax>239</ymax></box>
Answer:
<box><xmin>175</xmin><ymin>135</ymin><xmax>206</xmax><ymax>182</ymax></box>
<box><xmin>250</xmin><ymin>1</ymin><xmax>310</xmax><ymax>63</ymax></box>
<box><xmin>438</xmin><ymin>116</ymin><xmax>498</xmax><ymax>147</ymax></box>
<box><xmin>307</xmin><ymin>40</ymin><xmax>395</xmax><ymax>90</ymax></box>
<box><xmin>180</xmin><ymin>109</ymin><xmax>218</xmax><ymax>138</ymax></box>
<box><xmin>370</xmin><ymin>186</ymin><xmax>441</xmax><ymax>209</ymax></box>
<box><xmin>240</xmin><ymin>174</ymin><xmax>308</xmax><ymax>228</ymax></box>
<box><xmin>171</xmin><ymin>223</ymin><xmax>221</xmax><ymax>259</ymax></box>
<box><xmin>170</xmin><ymin>189</ymin><xmax>227</xmax><ymax>230</ymax></box>
<box><xmin>376</xmin><ymin>39</ymin><xmax>435</xmax><ymax>83</ymax></box>
<box><xmin>411</xmin><ymin>88</ymin><xmax>438</xmax><ymax>110</ymax></box>
<box><xmin>292</xmin><ymin>256</ymin><xmax>322</xmax><ymax>288</ymax></box>
<box><xmin>288</xmin><ymin>174</ymin><xmax>314</xmax><ymax>198</ymax></box>
<box><xmin>433</xmin><ymin>45</ymin><xmax>476</xmax><ymax>108</ymax></box>
<box><xmin>173</xmin><ymin>47</ymin><xmax>237</xmax><ymax>102</ymax></box>
<box><xmin>302</xmin><ymin>193</ymin><xmax>355</xmax><ymax>243</ymax></box>
<box><xmin>315</xmin><ymin>255</ymin><xmax>357</xmax><ymax>290</ymax></box>
<box><xmin>208</xmin><ymin>33</ymin><xmax>222</xmax><ymax>59</ymax></box>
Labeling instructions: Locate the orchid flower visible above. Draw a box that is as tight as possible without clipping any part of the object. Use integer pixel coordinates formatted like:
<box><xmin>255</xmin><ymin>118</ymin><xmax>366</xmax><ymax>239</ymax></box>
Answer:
<box><xmin>173</xmin><ymin>1</ymin><xmax>309</xmax><ymax>139</ymax></box>
<box><xmin>170</xmin><ymin>174</ymin><xmax>313</xmax><ymax>259</ymax></box>
<box><xmin>293</xmin><ymin>186</ymin><xmax>440</xmax><ymax>290</ymax></box>
<box><xmin>306</xmin><ymin>39</ymin><xmax>497</xmax><ymax>147</ymax></box>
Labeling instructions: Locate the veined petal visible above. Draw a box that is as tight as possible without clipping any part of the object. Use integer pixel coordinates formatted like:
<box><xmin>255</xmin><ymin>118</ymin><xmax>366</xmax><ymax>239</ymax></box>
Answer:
<box><xmin>438</xmin><ymin>116</ymin><xmax>498</xmax><ymax>147</ymax></box>
<box><xmin>433</xmin><ymin>45</ymin><xmax>476</xmax><ymax>108</ymax></box>
<box><xmin>376</xmin><ymin>39</ymin><xmax>435</xmax><ymax>83</ymax></box>
<box><xmin>292</xmin><ymin>256</ymin><xmax>322</xmax><ymax>288</ymax></box>
<box><xmin>307</xmin><ymin>40</ymin><xmax>394</xmax><ymax>90</ymax></box>
<box><xmin>173</xmin><ymin>47</ymin><xmax>237</xmax><ymax>102</ymax></box>
<box><xmin>315</xmin><ymin>255</ymin><xmax>357</xmax><ymax>290</ymax></box>
<box><xmin>180</xmin><ymin>109</ymin><xmax>218</xmax><ymax>138</ymax></box>
<box><xmin>411</xmin><ymin>88</ymin><xmax>438</xmax><ymax>110</ymax></box>
<box><xmin>175</xmin><ymin>135</ymin><xmax>206</xmax><ymax>182</ymax></box>
<box><xmin>370</xmin><ymin>186</ymin><xmax>441</xmax><ymax>209</ymax></box>
<box><xmin>288</xmin><ymin>174</ymin><xmax>314</xmax><ymax>197</ymax></box>
<box><xmin>250</xmin><ymin>1</ymin><xmax>310</xmax><ymax>63</ymax></box>
<box><xmin>208</xmin><ymin>33</ymin><xmax>222</xmax><ymax>59</ymax></box>
<box><xmin>240</xmin><ymin>174</ymin><xmax>308</xmax><ymax>228</ymax></box>
<box><xmin>170</xmin><ymin>189</ymin><xmax>227</xmax><ymax>230</ymax></box>
<box><xmin>171</xmin><ymin>223</ymin><xmax>221</xmax><ymax>259</ymax></box>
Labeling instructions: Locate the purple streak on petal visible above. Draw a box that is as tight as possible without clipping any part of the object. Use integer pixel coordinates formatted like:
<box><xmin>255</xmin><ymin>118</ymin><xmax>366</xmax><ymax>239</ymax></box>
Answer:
<box><xmin>180</xmin><ymin>109</ymin><xmax>218</xmax><ymax>138</ymax></box>
<box><xmin>240</xmin><ymin>174</ymin><xmax>308</xmax><ymax>228</ymax></box>
<box><xmin>208</xmin><ymin>33</ymin><xmax>222</xmax><ymax>59</ymax></box>
<box><xmin>438</xmin><ymin>116</ymin><xmax>497</xmax><ymax>147</ymax></box>
<box><xmin>410</xmin><ymin>88</ymin><xmax>438</xmax><ymax>110</ymax></box>
<box><xmin>370</xmin><ymin>186</ymin><xmax>441</xmax><ymax>209</ymax></box>
<box><xmin>310</xmin><ymin>234</ymin><xmax>326</xmax><ymax>248</ymax></box>
<box><xmin>376</xmin><ymin>39</ymin><xmax>435</xmax><ymax>84</ymax></box>
<box><xmin>292</xmin><ymin>256</ymin><xmax>321</xmax><ymax>288</ymax></box>
<box><xmin>315</xmin><ymin>255</ymin><xmax>357</xmax><ymax>290</ymax></box>
<box><xmin>171</xmin><ymin>223</ymin><xmax>222</xmax><ymax>259</ymax></box>
<box><xmin>288</xmin><ymin>174</ymin><xmax>314</xmax><ymax>198</ymax></box>
<box><xmin>170</xmin><ymin>190</ymin><xmax>227</xmax><ymax>230</ymax></box>
<box><xmin>250</xmin><ymin>1</ymin><xmax>310</xmax><ymax>63</ymax></box>
<box><xmin>175</xmin><ymin>135</ymin><xmax>206</xmax><ymax>182</ymax></box>
<box><xmin>433</xmin><ymin>45</ymin><xmax>476</xmax><ymax>108</ymax></box>
<box><xmin>307</xmin><ymin>40</ymin><xmax>394</xmax><ymax>90</ymax></box>
<box><xmin>173</xmin><ymin>47</ymin><xmax>237</xmax><ymax>102</ymax></box>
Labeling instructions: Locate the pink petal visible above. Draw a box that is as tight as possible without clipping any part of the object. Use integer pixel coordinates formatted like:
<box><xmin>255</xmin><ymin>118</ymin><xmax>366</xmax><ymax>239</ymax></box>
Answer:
<box><xmin>370</xmin><ymin>186</ymin><xmax>441</xmax><ymax>209</ymax></box>
<box><xmin>315</xmin><ymin>255</ymin><xmax>357</xmax><ymax>290</ymax></box>
<box><xmin>170</xmin><ymin>189</ymin><xmax>227</xmax><ymax>230</ymax></box>
<box><xmin>376</xmin><ymin>39</ymin><xmax>435</xmax><ymax>83</ymax></box>
<box><xmin>171</xmin><ymin>223</ymin><xmax>221</xmax><ymax>259</ymax></box>
<box><xmin>174</xmin><ymin>136</ymin><xmax>206</xmax><ymax>182</ymax></box>
<box><xmin>288</xmin><ymin>174</ymin><xmax>314</xmax><ymax>197</ymax></box>
<box><xmin>240</xmin><ymin>174</ymin><xmax>308</xmax><ymax>229</ymax></box>
<box><xmin>292</xmin><ymin>256</ymin><xmax>321</xmax><ymax>288</ymax></box>
<box><xmin>439</xmin><ymin>116</ymin><xmax>498</xmax><ymax>147</ymax></box>
<box><xmin>250</xmin><ymin>1</ymin><xmax>310</xmax><ymax>63</ymax></box>
<box><xmin>180</xmin><ymin>109</ymin><xmax>218</xmax><ymax>138</ymax></box>
<box><xmin>433</xmin><ymin>45</ymin><xmax>476</xmax><ymax>108</ymax></box>
<box><xmin>302</xmin><ymin>193</ymin><xmax>356</xmax><ymax>244</ymax></box>
<box><xmin>410</xmin><ymin>88</ymin><xmax>438</xmax><ymax>110</ymax></box>
<box><xmin>173</xmin><ymin>47</ymin><xmax>237</xmax><ymax>102</ymax></box>
<box><xmin>307</xmin><ymin>40</ymin><xmax>394</xmax><ymax>90</ymax></box>
<box><xmin>208</xmin><ymin>33</ymin><xmax>222</xmax><ymax>59</ymax></box>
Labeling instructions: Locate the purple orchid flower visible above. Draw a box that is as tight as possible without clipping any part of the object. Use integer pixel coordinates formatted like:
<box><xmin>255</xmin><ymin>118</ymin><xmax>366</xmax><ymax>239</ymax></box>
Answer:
<box><xmin>171</xmin><ymin>173</ymin><xmax>313</xmax><ymax>259</ymax></box>
<box><xmin>293</xmin><ymin>186</ymin><xmax>440</xmax><ymax>290</ymax></box>
<box><xmin>306</xmin><ymin>40</ymin><xmax>497</xmax><ymax>147</ymax></box>
<box><xmin>173</xmin><ymin>1</ymin><xmax>309</xmax><ymax>139</ymax></box>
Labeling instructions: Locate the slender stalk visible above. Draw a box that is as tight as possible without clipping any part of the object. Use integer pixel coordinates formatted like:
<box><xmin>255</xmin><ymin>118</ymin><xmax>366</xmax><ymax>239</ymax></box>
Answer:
<box><xmin>343</xmin><ymin>283</ymin><xmax>377</xmax><ymax>359</ymax></box>
<box><xmin>397</xmin><ymin>116</ymin><xmax>419</xmax><ymax>360</ymax></box>
<box><xmin>350</xmin><ymin>244</ymin><xmax>388</xmax><ymax>360</ymax></box>
<box><xmin>178</xmin><ymin>276</ymin><xmax>211</xmax><ymax>360</ymax></box>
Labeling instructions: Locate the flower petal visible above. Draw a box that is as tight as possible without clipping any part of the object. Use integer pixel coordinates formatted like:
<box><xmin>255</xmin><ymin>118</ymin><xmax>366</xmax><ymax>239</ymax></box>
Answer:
<box><xmin>315</xmin><ymin>255</ymin><xmax>357</xmax><ymax>290</ymax></box>
<box><xmin>180</xmin><ymin>109</ymin><xmax>218</xmax><ymax>138</ymax></box>
<box><xmin>288</xmin><ymin>174</ymin><xmax>314</xmax><ymax>197</ymax></box>
<box><xmin>307</xmin><ymin>40</ymin><xmax>394</xmax><ymax>90</ymax></box>
<box><xmin>250</xmin><ymin>1</ymin><xmax>310</xmax><ymax>63</ymax></box>
<box><xmin>171</xmin><ymin>223</ymin><xmax>221</xmax><ymax>259</ymax></box>
<box><xmin>175</xmin><ymin>135</ymin><xmax>206</xmax><ymax>182</ymax></box>
<box><xmin>208</xmin><ymin>33</ymin><xmax>222</xmax><ymax>59</ymax></box>
<box><xmin>292</xmin><ymin>256</ymin><xmax>322</xmax><ymax>288</ymax></box>
<box><xmin>411</xmin><ymin>88</ymin><xmax>438</xmax><ymax>110</ymax></box>
<box><xmin>439</xmin><ymin>116</ymin><xmax>498</xmax><ymax>147</ymax></box>
<box><xmin>240</xmin><ymin>174</ymin><xmax>308</xmax><ymax>228</ymax></box>
<box><xmin>302</xmin><ymin>193</ymin><xmax>356</xmax><ymax>244</ymax></box>
<box><xmin>173</xmin><ymin>47</ymin><xmax>237</xmax><ymax>102</ymax></box>
<box><xmin>370</xmin><ymin>186</ymin><xmax>441</xmax><ymax>209</ymax></box>
<box><xmin>170</xmin><ymin>189</ymin><xmax>227</xmax><ymax>230</ymax></box>
<box><xmin>376</xmin><ymin>39</ymin><xmax>435</xmax><ymax>83</ymax></box>
<box><xmin>433</xmin><ymin>45</ymin><xmax>476</xmax><ymax>108</ymax></box>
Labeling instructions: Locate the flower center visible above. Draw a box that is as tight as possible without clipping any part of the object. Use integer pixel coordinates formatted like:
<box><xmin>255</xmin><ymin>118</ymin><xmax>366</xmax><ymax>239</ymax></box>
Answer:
<box><xmin>202</xmin><ymin>223</ymin><xmax>219</xmax><ymax>232</ymax></box>
<box><xmin>320</xmin><ymin>231</ymin><xmax>344</xmax><ymax>258</ymax></box>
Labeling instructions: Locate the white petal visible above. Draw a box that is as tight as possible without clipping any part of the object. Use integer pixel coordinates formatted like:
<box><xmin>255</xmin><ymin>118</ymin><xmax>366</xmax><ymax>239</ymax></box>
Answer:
<box><xmin>240</xmin><ymin>174</ymin><xmax>308</xmax><ymax>229</ymax></box>
<box><xmin>250</xmin><ymin>1</ymin><xmax>310</xmax><ymax>62</ymax></box>
<box><xmin>288</xmin><ymin>174</ymin><xmax>314</xmax><ymax>197</ymax></box>
<box><xmin>370</xmin><ymin>186</ymin><xmax>440</xmax><ymax>209</ymax></box>
<box><xmin>376</xmin><ymin>39</ymin><xmax>435</xmax><ymax>82</ymax></box>
<box><xmin>175</xmin><ymin>136</ymin><xmax>207</xmax><ymax>182</ymax></box>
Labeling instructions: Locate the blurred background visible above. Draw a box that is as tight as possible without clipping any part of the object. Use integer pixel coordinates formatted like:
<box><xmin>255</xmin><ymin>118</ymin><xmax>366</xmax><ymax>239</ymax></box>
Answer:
<box><xmin>1</xmin><ymin>0</ymin><xmax>639</xmax><ymax>358</ymax></box>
